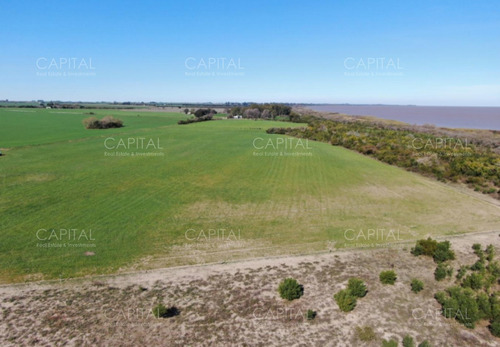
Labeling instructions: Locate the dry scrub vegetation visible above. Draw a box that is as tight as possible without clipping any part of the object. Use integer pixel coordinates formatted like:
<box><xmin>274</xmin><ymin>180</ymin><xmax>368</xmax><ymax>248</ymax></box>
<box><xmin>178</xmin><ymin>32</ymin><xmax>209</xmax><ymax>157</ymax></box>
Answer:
<box><xmin>1</xmin><ymin>232</ymin><xmax>500</xmax><ymax>346</ymax></box>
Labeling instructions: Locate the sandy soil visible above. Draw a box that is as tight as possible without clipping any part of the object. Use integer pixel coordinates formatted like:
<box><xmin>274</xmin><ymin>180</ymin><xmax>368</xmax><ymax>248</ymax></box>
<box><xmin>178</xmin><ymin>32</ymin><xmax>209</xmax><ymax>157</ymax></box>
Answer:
<box><xmin>1</xmin><ymin>231</ymin><xmax>500</xmax><ymax>346</ymax></box>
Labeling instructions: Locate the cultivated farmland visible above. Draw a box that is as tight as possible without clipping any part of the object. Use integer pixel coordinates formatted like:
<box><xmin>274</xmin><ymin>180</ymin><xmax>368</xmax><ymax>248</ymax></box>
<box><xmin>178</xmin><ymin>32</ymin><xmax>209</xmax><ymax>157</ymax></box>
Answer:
<box><xmin>1</xmin><ymin>108</ymin><xmax>499</xmax><ymax>283</ymax></box>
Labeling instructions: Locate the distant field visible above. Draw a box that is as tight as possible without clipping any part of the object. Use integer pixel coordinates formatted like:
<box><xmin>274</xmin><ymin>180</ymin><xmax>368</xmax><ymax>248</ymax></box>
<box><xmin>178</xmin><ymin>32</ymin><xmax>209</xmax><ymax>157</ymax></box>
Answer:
<box><xmin>1</xmin><ymin>108</ymin><xmax>500</xmax><ymax>283</ymax></box>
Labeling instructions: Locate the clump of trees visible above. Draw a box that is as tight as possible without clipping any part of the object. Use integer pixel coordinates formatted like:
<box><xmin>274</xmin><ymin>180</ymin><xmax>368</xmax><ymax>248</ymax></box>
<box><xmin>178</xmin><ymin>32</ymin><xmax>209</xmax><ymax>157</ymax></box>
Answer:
<box><xmin>411</xmin><ymin>238</ymin><xmax>455</xmax><ymax>263</ymax></box>
<box><xmin>83</xmin><ymin>116</ymin><xmax>123</xmax><ymax>129</ymax></box>
<box><xmin>433</xmin><ymin>243</ymin><xmax>500</xmax><ymax>336</ymax></box>
<box><xmin>194</xmin><ymin>108</ymin><xmax>217</xmax><ymax>118</ymax></box>
<box><xmin>228</xmin><ymin>103</ymin><xmax>292</xmax><ymax>120</ymax></box>
<box><xmin>178</xmin><ymin>108</ymin><xmax>217</xmax><ymax>124</ymax></box>
<box><xmin>278</xmin><ymin>278</ymin><xmax>303</xmax><ymax>301</ymax></box>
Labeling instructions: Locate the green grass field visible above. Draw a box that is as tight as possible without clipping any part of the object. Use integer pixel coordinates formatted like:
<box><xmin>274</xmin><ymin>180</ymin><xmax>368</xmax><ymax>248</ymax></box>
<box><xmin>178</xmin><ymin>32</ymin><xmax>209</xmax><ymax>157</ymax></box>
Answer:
<box><xmin>1</xmin><ymin>108</ymin><xmax>500</xmax><ymax>283</ymax></box>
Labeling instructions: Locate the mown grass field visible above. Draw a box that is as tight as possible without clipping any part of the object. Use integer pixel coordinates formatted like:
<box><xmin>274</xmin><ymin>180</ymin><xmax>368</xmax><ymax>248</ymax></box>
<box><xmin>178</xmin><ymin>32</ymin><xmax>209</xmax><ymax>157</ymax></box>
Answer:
<box><xmin>1</xmin><ymin>108</ymin><xmax>500</xmax><ymax>283</ymax></box>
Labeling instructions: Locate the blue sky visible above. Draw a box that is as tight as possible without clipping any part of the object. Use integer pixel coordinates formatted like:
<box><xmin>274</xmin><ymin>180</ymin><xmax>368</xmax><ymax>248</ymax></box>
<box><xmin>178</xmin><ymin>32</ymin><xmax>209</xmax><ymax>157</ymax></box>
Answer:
<box><xmin>1</xmin><ymin>0</ymin><xmax>499</xmax><ymax>105</ymax></box>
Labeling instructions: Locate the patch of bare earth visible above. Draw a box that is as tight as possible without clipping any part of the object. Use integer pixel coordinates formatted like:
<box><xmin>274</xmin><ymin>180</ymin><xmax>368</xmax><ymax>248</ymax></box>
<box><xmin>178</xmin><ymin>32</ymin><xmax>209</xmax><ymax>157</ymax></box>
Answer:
<box><xmin>1</xmin><ymin>231</ymin><xmax>500</xmax><ymax>346</ymax></box>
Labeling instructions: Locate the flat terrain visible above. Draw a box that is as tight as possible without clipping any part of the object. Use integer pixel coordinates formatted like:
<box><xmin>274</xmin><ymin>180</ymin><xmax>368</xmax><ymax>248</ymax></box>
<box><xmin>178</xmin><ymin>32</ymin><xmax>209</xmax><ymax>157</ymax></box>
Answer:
<box><xmin>1</xmin><ymin>108</ymin><xmax>500</xmax><ymax>283</ymax></box>
<box><xmin>1</xmin><ymin>231</ymin><xmax>499</xmax><ymax>346</ymax></box>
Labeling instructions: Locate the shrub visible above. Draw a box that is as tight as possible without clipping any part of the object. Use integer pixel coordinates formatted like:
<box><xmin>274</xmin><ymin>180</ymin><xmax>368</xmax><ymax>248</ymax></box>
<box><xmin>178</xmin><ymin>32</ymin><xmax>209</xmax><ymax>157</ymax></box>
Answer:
<box><xmin>100</xmin><ymin>115</ymin><xmax>123</xmax><ymax>129</ymax></box>
<box><xmin>382</xmin><ymin>340</ymin><xmax>398</xmax><ymax>347</ymax></box>
<box><xmin>278</xmin><ymin>278</ymin><xmax>303</xmax><ymax>301</ymax></box>
<box><xmin>490</xmin><ymin>294</ymin><xmax>500</xmax><ymax>320</ymax></box>
<box><xmin>437</xmin><ymin>286</ymin><xmax>480</xmax><ymax>328</ymax></box>
<box><xmin>486</xmin><ymin>244</ymin><xmax>495</xmax><ymax>262</ymax></box>
<box><xmin>194</xmin><ymin>108</ymin><xmax>217</xmax><ymax>118</ymax></box>
<box><xmin>487</xmin><ymin>261</ymin><xmax>500</xmax><ymax>278</ymax></box>
<box><xmin>178</xmin><ymin>114</ymin><xmax>214</xmax><ymax>125</ymax></box>
<box><xmin>433</xmin><ymin>240</ymin><xmax>455</xmax><ymax>263</ymax></box>
<box><xmin>152</xmin><ymin>303</ymin><xmax>179</xmax><ymax>318</ymax></box>
<box><xmin>83</xmin><ymin>116</ymin><xmax>123</xmax><ymax>129</ymax></box>
<box><xmin>462</xmin><ymin>273</ymin><xmax>483</xmax><ymax>290</ymax></box>
<box><xmin>434</xmin><ymin>264</ymin><xmax>447</xmax><ymax>281</ymax></box>
<box><xmin>355</xmin><ymin>326</ymin><xmax>376</xmax><ymax>342</ymax></box>
<box><xmin>411</xmin><ymin>238</ymin><xmax>454</xmax><ymax>263</ymax></box>
<box><xmin>306</xmin><ymin>309</ymin><xmax>317</xmax><ymax>320</ymax></box>
<box><xmin>411</xmin><ymin>279</ymin><xmax>424</xmax><ymax>293</ymax></box>
<box><xmin>82</xmin><ymin>117</ymin><xmax>101</xmax><ymax>129</ymax></box>
<box><xmin>334</xmin><ymin>289</ymin><xmax>357</xmax><ymax>312</ymax></box>
<box><xmin>470</xmin><ymin>260</ymin><xmax>485</xmax><ymax>272</ymax></box>
<box><xmin>477</xmin><ymin>293</ymin><xmax>492</xmax><ymax>320</ymax></box>
<box><xmin>403</xmin><ymin>335</ymin><xmax>415</xmax><ymax>347</ymax></box>
<box><xmin>418</xmin><ymin>341</ymin><xmax>431</xmax><ymax>347</ymax></box>
<box><xmin>411</xmin><ymin>238</ymin><xmax>437</xmax><ymax>257</ymax></box>
<box><xmin>380</xmin><ymin>270</ymin><xmax>397</xmax><ymax>285</ymax></box>
<box><xmin>490</xmin><ymin>319</ymin><xmax>500</xmax><ymax>337</ymax></box>
<box><xmin>456</xmin><ymin>265</ymin><xmax>468</xmax><ymax>280</ymax></box>
<box><xmin>348</xmin><ymin>278</ymin><xmax>367</xmax><ymax>297</ymax></box>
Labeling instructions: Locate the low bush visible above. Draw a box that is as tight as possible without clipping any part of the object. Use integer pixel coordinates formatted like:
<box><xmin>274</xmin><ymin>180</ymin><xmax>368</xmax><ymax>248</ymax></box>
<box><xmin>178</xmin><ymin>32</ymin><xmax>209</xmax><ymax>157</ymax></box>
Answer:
<box><xmin>486</xmin><ymin>244</ymin><xmax>495</xmax><ymax>261</ymax></box>
<box><xmin>100</xmin><ymin>115</ymin><xmax>123</xmax><ymax>129</ymax></box>
<box><xmin>355</xmin><ymin>326</ymin><xmax>376</xmax><ymax>342</ymax></box>
<box><xmin>411</xmin><ymin>238</ymin><xmax>454</xmax><ymax>263</ymax></box>
<box><xmin>490</xmin><ymin>319</ymin><xmax>500</xmax><ymax>337</ymax></box>
<box><xmin>178</xmin><ymin>114</ymin><xmax>214</xmax><ymax>125</ymax></box>
<box><xmin>411</xmin><ymin>238</ymin><xmax>438</xmax><ymax>257</ymax></box>
<box><xmin>435</xmin><ymin>286</ymin><xmax>480</xmax><ymax>328</ymax></box>
<box><xmin>435</xmin><ymin>263</ymin><xmax>453</xmax><ymax>281</ymax></box>
<box><xmin>380</xmin><ymin>270</ymin><xmax>397</xmax><ymax>285</ymax></box>
<box><xmin>411</xmin><ymin>279</ymin><xmax>424</xmax><ymax>293</ymax></box>
<box><xmin>382</xmin><ymin>339</ymin><xmax>398</xmax><ymax>347</ymax></box>
<box><xmin>477</xmin><ymin>292</ymin><xmax>492</xmax><ymax>320</ymax></box>
<box><xmin>435</xmin><ymin>264</ymin><xmax>448</xmax><ymax>281</ymax></box>
<box><xmin>433</xmin><ymin>240</ymin><xmax>455</xmax><ymax>263</ymax></box>
<box><xmin>402</xmin><ymin>335</ymin><xmax>415</xmax><ymax>347</ymax></box>
<box><xmin>456</xmin><ymin>265</ymin><xmax>468</xmax><ymax>280</ymax></box>
<box><xmin>152</xmin><ymin>303</ymin><xmax>180</xmax><ymax>318</ymax></box>
<box><xmin>418</xmin><ymin>341</ymin><xmax>431</xmax><ymax>347</ymax></box>
<box><xmin>347</xmin><ymin>278</ymin><xmax>367</xmax><ymax>297</ymax></box>
<box><xmin>334</xmin><ymin>289</ymin><xmax>357</xmax><ymax>312</ymax></box>
<box><xmin>83</xmin><ymin>116</ymin><xmax>123</xmax><ymax>129</ymax></box>
<box><xmin>278</xmin><ymin>278</ymin><xmax>303</xmax><ymax>301</ymax></box>
<box><xmin>470</xmin><ymin>260</ymin><xmax>485</xmax><ymax>271</ymax></box>
<box><xmin>306</xmin><ymin>309</ymin><xmax>317</xmax><ymax>320</ymax></box>
<box><xmin>462</xmin><ymin>273</ymin><xmax>483</xmax><ymax>290</ymax></box>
